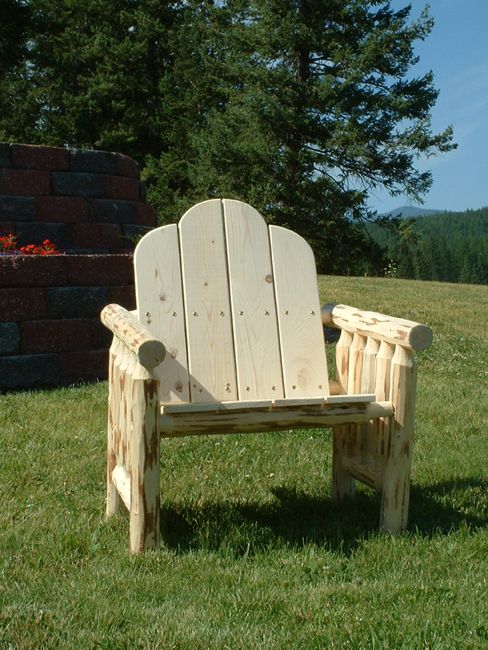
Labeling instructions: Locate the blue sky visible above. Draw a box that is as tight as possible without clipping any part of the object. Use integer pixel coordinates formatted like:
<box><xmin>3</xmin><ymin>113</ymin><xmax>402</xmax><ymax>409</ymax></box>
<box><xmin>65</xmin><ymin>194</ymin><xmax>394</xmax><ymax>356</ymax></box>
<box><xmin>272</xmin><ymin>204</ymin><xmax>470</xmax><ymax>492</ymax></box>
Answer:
<box><xmin>368</xmin><ymin>0</ymin><xmax>488</xmax><ymax>215</ymax></box>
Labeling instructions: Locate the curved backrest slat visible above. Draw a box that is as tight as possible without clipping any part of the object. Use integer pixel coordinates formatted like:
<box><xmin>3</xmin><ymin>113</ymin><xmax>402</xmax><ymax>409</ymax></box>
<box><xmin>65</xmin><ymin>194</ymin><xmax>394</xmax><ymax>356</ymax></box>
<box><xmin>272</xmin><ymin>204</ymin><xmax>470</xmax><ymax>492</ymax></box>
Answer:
<box><xmin>223</xmin><ymin>199</ymin><xmax>284</xmax><ymax>400</ymax></box>
<box><xmin>269</xmin><ymin>225</ymin><xmax>329</xmax><ymax>398</ymax></box>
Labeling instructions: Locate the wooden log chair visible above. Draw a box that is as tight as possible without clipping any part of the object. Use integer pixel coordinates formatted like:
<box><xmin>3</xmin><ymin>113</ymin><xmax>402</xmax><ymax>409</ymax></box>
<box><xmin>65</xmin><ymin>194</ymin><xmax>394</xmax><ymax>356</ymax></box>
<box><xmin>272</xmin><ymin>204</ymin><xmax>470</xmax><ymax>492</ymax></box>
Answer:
<box><xmin>101</xmin><ymin>199</ymin><xmax>433</xmax><ymax>553</ymax></box>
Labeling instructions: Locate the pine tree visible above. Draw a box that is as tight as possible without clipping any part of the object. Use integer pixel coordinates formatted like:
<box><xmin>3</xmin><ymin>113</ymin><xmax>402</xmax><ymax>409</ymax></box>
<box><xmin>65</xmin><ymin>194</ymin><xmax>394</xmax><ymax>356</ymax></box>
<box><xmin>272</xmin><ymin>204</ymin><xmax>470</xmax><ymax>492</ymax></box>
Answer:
<box><xmin>185</xmin><ymin>0</ymin><xmax>455</xmax><ymax>272</ymax></box>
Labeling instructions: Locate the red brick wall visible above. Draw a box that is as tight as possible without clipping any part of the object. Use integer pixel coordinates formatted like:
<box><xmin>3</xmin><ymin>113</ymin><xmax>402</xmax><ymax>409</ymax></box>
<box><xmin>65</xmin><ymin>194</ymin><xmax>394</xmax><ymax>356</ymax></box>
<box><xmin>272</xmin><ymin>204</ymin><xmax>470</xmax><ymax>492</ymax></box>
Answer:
<box><xmin>0</xmin><ymin>144</ymin><xmax>157</xmax><ymax>390</ymax></box>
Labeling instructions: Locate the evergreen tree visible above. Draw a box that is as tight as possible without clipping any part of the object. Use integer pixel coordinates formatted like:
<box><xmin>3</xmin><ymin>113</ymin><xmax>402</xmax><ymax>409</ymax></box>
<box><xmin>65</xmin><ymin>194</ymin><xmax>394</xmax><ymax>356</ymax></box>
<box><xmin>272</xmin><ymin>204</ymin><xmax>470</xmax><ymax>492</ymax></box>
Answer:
<box><xmin>186</xmin><ymin>0</ymin><xmax>455</xmax><ymax>271</ymax></box>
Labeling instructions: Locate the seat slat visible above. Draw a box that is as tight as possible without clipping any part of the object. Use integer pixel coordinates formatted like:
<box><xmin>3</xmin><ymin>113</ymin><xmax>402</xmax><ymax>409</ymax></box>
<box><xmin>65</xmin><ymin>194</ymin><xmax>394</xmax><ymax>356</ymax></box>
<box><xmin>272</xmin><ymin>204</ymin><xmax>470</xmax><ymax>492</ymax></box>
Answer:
<box><xmin>223</xmin><ymin>199</ymin><xmax>284</xmax><ymax>400</ymax></box>
<box><xmin>179</xmin><ymin>200</ymin><xmax>238</xmax><ymax>403</ymax></box>
<box><xmin>269</xmin><ymin>225</ymin><xmax>329</xmax><ymax>398</ymax></box>
<box><xmin>134</xmin><ymin>223</ymin><xmax>190</xmax><ymax>403</ymax></box>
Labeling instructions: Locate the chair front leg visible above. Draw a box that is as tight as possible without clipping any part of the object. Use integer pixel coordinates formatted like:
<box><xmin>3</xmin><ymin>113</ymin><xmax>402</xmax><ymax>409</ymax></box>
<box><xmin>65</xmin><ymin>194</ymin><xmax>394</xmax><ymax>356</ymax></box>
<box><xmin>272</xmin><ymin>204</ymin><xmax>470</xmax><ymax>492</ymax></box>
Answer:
<box><xmin>380</xmin><ymin>345</ymin><xmax>418</xmax><ymax>534</ymax></box>
<box><xmin>129</xmin><ymin>364</ymin><xmax>161</xmax><ymax>554</ymax></box>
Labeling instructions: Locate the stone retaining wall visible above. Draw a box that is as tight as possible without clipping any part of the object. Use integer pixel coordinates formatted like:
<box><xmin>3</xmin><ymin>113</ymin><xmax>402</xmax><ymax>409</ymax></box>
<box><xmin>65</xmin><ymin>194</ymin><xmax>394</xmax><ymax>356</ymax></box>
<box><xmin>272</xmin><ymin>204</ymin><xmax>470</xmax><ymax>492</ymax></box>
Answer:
<box><xmin>0</xmin><ymin>144</ymin><xmax>157</xmax><ymax>390</ymax></box>
<box><xmin>0</xmin><ymin>143</ymin><xmax>156</xmax><ymax>252</ymax></box>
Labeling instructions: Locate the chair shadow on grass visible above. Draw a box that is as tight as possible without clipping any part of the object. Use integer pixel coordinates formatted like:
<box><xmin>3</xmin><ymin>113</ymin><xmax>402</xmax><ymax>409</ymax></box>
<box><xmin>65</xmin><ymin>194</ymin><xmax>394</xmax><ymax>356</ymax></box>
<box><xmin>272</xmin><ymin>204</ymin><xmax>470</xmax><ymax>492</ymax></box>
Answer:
<box><xmin>160</xmin><ymin>476</ymin><xmax>488</xmax><ymax>555</ymax></box>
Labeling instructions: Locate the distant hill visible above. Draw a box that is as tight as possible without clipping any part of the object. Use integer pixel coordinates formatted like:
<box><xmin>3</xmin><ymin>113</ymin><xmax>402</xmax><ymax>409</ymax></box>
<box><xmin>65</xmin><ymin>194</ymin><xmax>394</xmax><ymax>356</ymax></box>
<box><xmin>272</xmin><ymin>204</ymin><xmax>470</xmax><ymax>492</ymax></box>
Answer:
<box><xmin>377</xmin><ymin>206</ymin><xmax>444</xmax><ymax>218</ymax></box>
<box><xmin>367</xmin><ymin>206</ymin><xmax>488</xmax><ymax>285</ymax></box>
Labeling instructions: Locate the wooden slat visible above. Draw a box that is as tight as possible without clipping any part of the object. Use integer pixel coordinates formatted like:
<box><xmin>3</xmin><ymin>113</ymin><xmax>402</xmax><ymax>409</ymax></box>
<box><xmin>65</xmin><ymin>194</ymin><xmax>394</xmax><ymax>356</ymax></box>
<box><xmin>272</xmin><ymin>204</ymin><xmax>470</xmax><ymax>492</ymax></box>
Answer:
<box><xmin>162</xmin><ymin>399</ymin><xmax>273</xmax><ymax>414</ymax></box>
<box><xmin>179</xmin><ymin>200</ymin><xmax>238</xmax><ymax>403</ymax></box>
<box><xmin>134</xmin><ymin>223</ymin><xmax>189</xmax><ymax>403</ymax></box>
<box><xmin>273</xmin><ymin>397</ymin><xmax>325</xmax><ymax>408</ymax></box>
<box><xmin>326</xmin><ymin>394</ymin><xmax>376</xmax><ymax>404</ymax></box>
<box><xmin>223</xmin><ymin>200</ymin><xmax>284</xmax><ymax>400</ymax></box>
<box><xmin>269</xmin><ymin>226</ymin><xmax>329</xmax><ymax>398</ymax></box>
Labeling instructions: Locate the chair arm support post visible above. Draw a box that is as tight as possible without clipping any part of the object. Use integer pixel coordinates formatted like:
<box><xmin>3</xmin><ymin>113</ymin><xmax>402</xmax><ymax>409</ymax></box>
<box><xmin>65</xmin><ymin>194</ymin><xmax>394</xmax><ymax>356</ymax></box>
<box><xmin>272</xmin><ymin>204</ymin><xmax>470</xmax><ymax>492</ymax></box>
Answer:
<box><xmin>101</xmin><ymin>303</ymin><xmax>166</xmax><ymax>369</ymax></box>
<box><xmin>321</xmin><ymin>303</ymin><xmax>433</xmax><ymax>352</ymax></box>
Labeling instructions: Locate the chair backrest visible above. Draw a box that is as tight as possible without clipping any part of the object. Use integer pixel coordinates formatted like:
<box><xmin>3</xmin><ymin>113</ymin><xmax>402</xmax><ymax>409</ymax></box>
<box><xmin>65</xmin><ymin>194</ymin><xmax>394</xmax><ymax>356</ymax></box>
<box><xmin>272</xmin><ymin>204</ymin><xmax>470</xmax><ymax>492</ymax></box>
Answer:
<box><xmin>134</xmin><ymin>199</ymin><xmax>329</xmax><ymax>404</ymax></box>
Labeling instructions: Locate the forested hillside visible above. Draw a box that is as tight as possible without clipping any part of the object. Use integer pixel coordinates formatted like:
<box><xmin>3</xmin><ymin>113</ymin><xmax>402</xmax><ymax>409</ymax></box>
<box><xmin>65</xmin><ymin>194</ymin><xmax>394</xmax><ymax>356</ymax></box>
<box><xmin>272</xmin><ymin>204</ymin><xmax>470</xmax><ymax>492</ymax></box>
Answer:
<box><xmin>367</xmin><ymin>207</ymin><xmax>488</xmax><ymax>284</ymax></box>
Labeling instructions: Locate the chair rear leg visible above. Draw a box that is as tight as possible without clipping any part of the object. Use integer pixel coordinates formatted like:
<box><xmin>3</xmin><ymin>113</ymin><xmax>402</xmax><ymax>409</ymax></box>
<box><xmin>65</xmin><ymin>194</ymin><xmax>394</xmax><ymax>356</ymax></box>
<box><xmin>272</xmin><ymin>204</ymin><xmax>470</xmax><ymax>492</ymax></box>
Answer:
<box><xmin>331</xmin><ymin>424</ymin><xmax>360</xmax><ymax>502</ymax></box>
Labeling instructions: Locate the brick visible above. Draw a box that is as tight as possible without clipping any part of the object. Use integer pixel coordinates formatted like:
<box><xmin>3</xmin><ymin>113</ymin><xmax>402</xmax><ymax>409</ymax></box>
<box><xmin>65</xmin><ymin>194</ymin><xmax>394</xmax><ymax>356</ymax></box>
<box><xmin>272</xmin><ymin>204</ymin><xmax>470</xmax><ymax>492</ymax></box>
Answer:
<box><xmin>71</xmin><ymin>223</ymin><xmax>123</xmax><ymax>250</ymax></box>
<box><xmin>0</xmin><ymin>143</ymin><xmax>12</xmax><ymax>168</ymax></box>
<box><xmin>11</xmin><ymin>144</ymin><xmax>69</xmax><ymax>171</ymax></box>
<box><xmin>35</xmin><ymin>196</ymin><xmax>86</xmax><ymax>223</ymax></box>
<box><xmin>16</xmin><ymin>222</ymin><xmax>72</xmax><ymax>250</ymax></box>
<box><xmin>45</xmin><ymin>286</ymin><xmax>111</xmax><ymax>319</ymax></box>
<box><xmin>51</xmin><ymin>172</ymin><xmax>105</xmax><ymax>198</ymax></box>
<box><xmin>114</xmin><ymin>153</ymin><xmax>140</xmax><ymax>179</ymax></box>
<box><xmin>0</xmin><ymin>287</ymin><xmax>46</xmax><ymax>321</ymax></box>
<box><xmin>0</xmin><ymin>353</ymin><xmax>60</xmax><ymax>389</ymax></box>
<box><xmin>0</xmin><ymin>169</ymin><xmax>51</xmax><ymax>196</ymax></box>
<box><xmin>0</xmin><ymin>255</ymin><xmax>67</xmax><ymax>288</ymax></box>
<box><xmin>0</xmin><ymin>322</ymin><xmax>21</xmax><ymax>355</ymax></box>
<box><xmin>0</xmin><ymin>222</ymin><xmax>16</xmax><ymax>237</ymax></box>
<box><xmin>0</xmin><ymin>196</ymin><xmax>36</xmax><ymax>222</ymax></box>
<box><xmin>86</xmin><ymin>199</ymin><xmax>137</xmax><ymax>224</ymax></box>
<box><xmin>109</xmin><ymin>285</ymin><xmax>135</xmax><ymax>310</ymax></box>
<box><xmin>89</xmin><ymin>318</ymin><xmax>113</xmax><ymax>349</ymax></box>
<box><xmin>20</xmin><ymin>319</ymin><xmax>91</xmax><ymax>354</ymax></box>
<box><xmin>64</xmin><ymin>254</ymin><xmax>133</xmax><ymax>287</ymax></box>
<box><xmin>104</xmin><ymin>175</ymin><xmax>140</xmax><ymax>201</ymax></box>
<box><xmin>136</xmin><ymin>203</ymin><xmax>158</xmax><ymax>226</ymax></box>
<box><xmin>69</xmin><ymin>149</ymin><xmax>116</xmax><ymax>175</ymax></box>
<box><xmin>59</xmin><ymin>348</ymin><xmax>108</xmax><ymax>383</ymax></box>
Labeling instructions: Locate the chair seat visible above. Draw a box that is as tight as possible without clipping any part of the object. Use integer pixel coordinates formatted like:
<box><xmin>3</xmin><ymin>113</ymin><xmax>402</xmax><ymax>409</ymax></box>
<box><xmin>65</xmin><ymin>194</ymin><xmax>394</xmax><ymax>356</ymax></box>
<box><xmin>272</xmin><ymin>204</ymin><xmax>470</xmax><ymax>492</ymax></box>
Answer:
<box><xmin>161</xmin><ymin>393</ymin><xmax>376</xmax><ymax>414</ymax></box>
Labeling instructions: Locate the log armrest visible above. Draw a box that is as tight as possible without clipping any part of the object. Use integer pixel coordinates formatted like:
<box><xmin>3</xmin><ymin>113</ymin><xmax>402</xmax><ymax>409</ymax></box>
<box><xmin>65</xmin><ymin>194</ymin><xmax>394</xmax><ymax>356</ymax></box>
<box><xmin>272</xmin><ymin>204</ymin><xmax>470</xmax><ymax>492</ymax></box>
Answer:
<box><xmin>101</xmin><ymin>303</ymin><xmax>166</xmax><ymax>369</ymax></box>
<box><xmin>321</xmin><ymin>303</ymin><xmax>433</xmax><ymax>351</ymax></box>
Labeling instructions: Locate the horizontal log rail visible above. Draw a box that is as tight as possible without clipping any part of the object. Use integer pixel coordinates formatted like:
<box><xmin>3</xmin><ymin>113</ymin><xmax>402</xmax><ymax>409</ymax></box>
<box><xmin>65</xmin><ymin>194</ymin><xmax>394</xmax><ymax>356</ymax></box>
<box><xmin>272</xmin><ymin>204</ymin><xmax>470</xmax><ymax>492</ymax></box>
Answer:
<box><xmin>159</xmin><ymin>400</ymin><xmax>394</xmax><ymax>437</ymax></box>
<box><xmin>321</xmin><ymin>303</ymin><xmax>433</xmax><ymax>351</ymax></box>
<box><xmin>101</xmin><ymin>303</ymin><xmax>166</xmax><ymax>368</ymax></box>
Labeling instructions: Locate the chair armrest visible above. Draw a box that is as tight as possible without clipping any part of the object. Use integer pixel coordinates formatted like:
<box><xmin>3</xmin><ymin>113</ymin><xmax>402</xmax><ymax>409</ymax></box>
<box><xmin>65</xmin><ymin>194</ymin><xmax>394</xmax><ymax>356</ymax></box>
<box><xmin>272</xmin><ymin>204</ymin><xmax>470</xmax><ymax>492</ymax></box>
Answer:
<box><xmin>101</xmin><ymin>303</ymin><xmax>166</xmax><ymax>369</ymax></box>
<box><xmin>321</xmin><ymin>303</ymin><xmax>433</xmax><ymax>352</ymax></box>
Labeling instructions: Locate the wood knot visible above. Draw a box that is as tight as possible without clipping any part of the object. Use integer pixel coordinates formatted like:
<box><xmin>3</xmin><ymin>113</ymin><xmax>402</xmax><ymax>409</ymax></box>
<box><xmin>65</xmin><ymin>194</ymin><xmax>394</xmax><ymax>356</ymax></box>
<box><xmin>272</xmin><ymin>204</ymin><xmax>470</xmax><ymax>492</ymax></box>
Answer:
<box><xmin>265</xmin><ymin>274</ymin><xmax>273</xmax><ymax>283</ymax></box>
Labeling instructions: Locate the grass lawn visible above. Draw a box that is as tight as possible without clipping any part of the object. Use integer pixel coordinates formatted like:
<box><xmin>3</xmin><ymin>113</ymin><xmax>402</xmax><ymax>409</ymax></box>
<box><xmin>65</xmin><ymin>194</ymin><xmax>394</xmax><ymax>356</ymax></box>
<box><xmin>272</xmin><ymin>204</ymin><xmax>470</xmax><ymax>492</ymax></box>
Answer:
<box><xmin>1</xmin><ymin>276</ymin><xmax>487</xmax><ymax>649</ymax></box>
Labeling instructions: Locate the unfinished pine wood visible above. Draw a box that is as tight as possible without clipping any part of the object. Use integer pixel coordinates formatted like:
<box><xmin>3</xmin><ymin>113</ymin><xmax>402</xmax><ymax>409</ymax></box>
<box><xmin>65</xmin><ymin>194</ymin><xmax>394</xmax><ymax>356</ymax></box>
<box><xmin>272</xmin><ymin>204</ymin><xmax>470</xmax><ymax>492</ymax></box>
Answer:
<box><xmin>223</xmin><ymin>199</ymin><xmax>284</xmax><ymax>400</ymax></box>
<box><xmin>269</xmin><ymin>225</ymin><xmax>329</xmax><ymax>398</ymax></box>
<box><xmin>360</xmin><ymin>337</ymin><xmax>380</xmax><ymax>465</ymax></box>
<box><xmin>101</xmin><ymin>303</ymin><xmax>166</xmax><ymax>369</ymax></box>
<box><xmin>381</xmin><ymin>346</ymin><xmax>418</xmax><ymax>534</ymax></box>
<box><xmin>321</xmin><ymin>303</ymin><xmax>433</xmax><ymax>351</ymax></box>
<box><xmin>134</xmin><ymin>223</ymin><xmax>190</xmax><ymax>403</ymax></box>
<box><xmin>112</xmin><ymin>464</ymin><xmax>131</xmax><ymax>511</ymax></box>
<box><xmin>347</xmin><ymin>333</ymin><xmax>366</xmax><ymax>394</ymax></box>
<box><xmin>101</xmin><ymin>198</ymin><xmax>434</xmax><ymax>552</ymax></box>
<box><xmin>335</xmin><ymin>329</ymin><xmax>353</xmax><ymax>394</ymax></box>
<box><xmin>179</xmin><ymin>200</ymin><xmax>238</xmax><ymax>403</ymax></box>
<box><xmin>129</xmin><ymin>363</ymin><xmax>160</xmax><ymax>554</ymax></box>
<box><xmin>341</xmin><ymin>456</ymin><xmax>384</xmax><ymax>492</ymax></box>
<box><xmin>106</xmin><ymin>338</ymin><xmax>122</xmax><ymax>517</ymax></box>
<box><xmin>326</xmin><ymin>394</ymin><xmax>375</xmax><ymax>404</ymax></box>
<box><xmin>331</xmin><ymin>424</ymin><xmax>360</xmax><ymax>502</ymax></box>
<box><xmin>371</xmin><ymin>341</ymin><xmax>395</xmax><ymax>470</ymax></box>
<box><xmin>159</xmin><ymin>400</ymin><xmax>394</xmax><ymax>437</ymax></box>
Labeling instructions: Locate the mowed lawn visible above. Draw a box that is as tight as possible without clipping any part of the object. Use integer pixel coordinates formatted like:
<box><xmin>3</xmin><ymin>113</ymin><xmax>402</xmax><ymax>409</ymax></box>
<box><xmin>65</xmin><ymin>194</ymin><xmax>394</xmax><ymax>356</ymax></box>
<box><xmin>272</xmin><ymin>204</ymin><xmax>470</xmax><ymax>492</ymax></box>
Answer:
<box><xmin>1</xmin><ymin>277</ymin><xmax>487</xmax><ymax>650</ymax></box>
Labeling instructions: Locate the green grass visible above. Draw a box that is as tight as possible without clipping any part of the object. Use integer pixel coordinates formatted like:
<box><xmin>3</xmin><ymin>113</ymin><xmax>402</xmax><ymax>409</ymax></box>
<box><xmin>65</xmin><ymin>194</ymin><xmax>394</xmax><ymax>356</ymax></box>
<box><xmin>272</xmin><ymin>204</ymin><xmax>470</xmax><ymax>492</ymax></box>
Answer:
<box><xmin>1</xmin><ymin>276</ymin><xmax>488</xmax><ymax>649</ymax></box>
